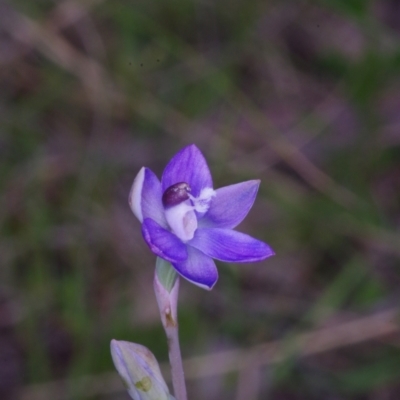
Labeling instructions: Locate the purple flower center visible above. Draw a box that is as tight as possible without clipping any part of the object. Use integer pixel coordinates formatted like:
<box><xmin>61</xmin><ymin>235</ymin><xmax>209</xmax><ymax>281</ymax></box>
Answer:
<box><xmin>162</xmin><ymin>182</ymin><xmax>191</xmax><ymax>208</ymax></box>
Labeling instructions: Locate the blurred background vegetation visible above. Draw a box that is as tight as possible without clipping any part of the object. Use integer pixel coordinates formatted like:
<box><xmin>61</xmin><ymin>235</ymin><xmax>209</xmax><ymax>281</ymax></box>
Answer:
<box><xmin>1</xmin><ymin>0</ymin><xmax>400</xmax><ymax>399</ymax></box>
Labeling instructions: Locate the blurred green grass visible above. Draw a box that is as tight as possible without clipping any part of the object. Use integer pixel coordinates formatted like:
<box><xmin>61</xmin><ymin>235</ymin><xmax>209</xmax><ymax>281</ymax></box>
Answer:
<box><xmin>1</xmin><ymin>0</ymin><xmax>400</xmax><ymax>399</ymax></box>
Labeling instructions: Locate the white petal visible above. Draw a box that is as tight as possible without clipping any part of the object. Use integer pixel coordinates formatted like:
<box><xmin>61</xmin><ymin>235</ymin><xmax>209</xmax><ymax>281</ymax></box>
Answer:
<box><xmin>129</xmin><ymin>167</ymin><xmax>145</xmax><ymax>222</ymax></box>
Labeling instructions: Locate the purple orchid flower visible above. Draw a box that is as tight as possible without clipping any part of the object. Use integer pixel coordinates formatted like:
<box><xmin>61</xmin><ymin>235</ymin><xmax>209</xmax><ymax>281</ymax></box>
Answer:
<box><xmin>129</xmin><ymin>144</ymin><xmax>274</xmax><ymax>290</ymax></box>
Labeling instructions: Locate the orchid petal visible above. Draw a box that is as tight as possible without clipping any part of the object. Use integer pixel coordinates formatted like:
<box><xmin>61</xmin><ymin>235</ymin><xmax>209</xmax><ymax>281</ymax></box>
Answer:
<box><xmin>199</xmin><ymin>180</ymin><xmax>260</xmax><ymax>229</ymax></box>
<box><xmin>161</xmin><ymin>145</ymin><xmax>213</xmax><ymax>197</ymax></box>
<box><xmin>172</xmin><ymin>246</ymin><xmax>218</xmax><ymax>290</ymax></box>
<box><xmin>142</xmin><ymin>218</ymin><xmax>187</xmax><ymax>263</ymax></box>
<box><xmin>129</xmin><ymin>167</ymin><xmax>145</xmax><ymax>222</ymax></box>
<box><xmin>189</xmin><ymin>228</ymin><xmax>274</xmax><ymax>262</ymax></box>
<box><xmin>129</xmin><ymin>168</ymin><xmax>167</xmax><ymax>228</ymax></box>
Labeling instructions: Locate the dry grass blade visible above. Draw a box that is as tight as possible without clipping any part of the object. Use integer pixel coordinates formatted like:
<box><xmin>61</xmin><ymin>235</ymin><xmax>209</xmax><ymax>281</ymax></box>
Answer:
<box><xmin>0</xmin><ymin>3</ymin><xmax>107</xmax><ymax>109</ymax></box>
<box><xmin>183</xmin><ymin>308</ymin><xmax>399</xmax><ymax>377</ymax></box>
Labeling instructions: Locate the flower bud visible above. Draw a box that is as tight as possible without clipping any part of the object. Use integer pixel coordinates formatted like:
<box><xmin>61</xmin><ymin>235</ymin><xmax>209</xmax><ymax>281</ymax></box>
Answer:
<box><xmin>110</xmin><ymin>339</ymin><xmax>171</xmax><ymax>400</ymax></box>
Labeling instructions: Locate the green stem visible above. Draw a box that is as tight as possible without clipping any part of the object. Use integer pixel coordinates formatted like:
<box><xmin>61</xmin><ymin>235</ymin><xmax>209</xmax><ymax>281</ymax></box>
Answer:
<box><xmin>154</xmin><ymin>259</ymin><xmax>188</xmax><ymax>400</ymax></box>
